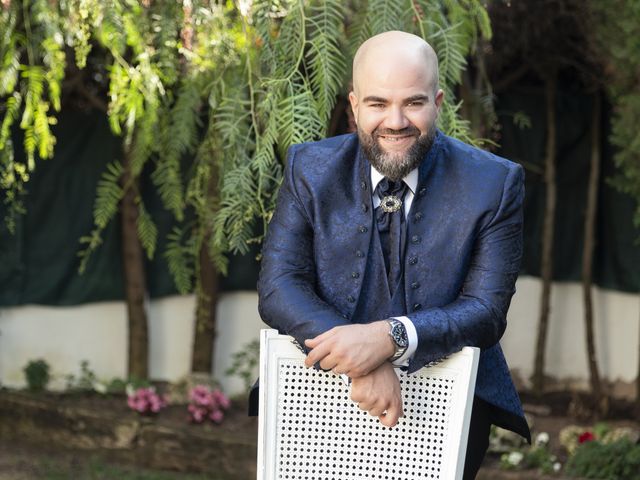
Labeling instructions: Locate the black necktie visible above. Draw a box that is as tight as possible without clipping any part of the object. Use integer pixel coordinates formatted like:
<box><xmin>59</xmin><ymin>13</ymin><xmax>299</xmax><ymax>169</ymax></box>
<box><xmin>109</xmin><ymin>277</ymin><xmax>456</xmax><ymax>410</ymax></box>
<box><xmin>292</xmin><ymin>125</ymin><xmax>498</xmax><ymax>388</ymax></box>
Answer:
<box><xmin>375</xmin><ymin>178</ymin><xmax>408</xmax><ymax>297</ymax></box>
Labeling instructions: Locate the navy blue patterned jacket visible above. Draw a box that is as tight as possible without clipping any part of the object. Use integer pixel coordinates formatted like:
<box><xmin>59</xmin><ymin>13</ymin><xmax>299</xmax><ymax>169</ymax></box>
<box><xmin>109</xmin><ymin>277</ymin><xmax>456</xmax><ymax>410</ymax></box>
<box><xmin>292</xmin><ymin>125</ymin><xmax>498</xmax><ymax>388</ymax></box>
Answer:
<box><xmin>258</xmin><ymin>131</ymin><xmax>529</xmax><ymax>438</ymax></box>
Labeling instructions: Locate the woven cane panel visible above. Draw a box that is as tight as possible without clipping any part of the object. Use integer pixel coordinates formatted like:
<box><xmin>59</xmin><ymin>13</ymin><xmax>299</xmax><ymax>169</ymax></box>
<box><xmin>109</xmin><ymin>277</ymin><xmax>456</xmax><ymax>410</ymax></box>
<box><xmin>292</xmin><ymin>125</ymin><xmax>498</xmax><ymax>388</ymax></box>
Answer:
<box><xmin>275</xmin><ymin>359</ymin><xmax>456</xmax><ymax>479</ymax></box>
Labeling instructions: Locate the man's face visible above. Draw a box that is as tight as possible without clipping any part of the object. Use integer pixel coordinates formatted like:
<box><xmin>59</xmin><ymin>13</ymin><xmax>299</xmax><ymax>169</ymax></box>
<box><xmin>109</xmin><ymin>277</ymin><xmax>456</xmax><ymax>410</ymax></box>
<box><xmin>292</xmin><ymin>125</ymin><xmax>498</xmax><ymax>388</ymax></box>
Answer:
<box><xmin>349</xmin><ymin>60</ymin><xmax>443</xmax><ymax>181</ymax></box>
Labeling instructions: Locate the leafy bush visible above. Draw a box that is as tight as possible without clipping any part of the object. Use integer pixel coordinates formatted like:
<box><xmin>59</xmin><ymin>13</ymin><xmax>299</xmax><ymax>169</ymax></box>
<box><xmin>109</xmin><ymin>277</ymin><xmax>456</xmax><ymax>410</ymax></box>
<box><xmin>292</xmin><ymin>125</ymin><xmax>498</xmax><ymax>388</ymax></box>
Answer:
<box><xmin>500</xmin><ymin>446</ymin><xmax>558</xmax><ymax>474</ymax></box>
<box><xmin>23</xmin><ymin>359</ymin><xmax>50</xmax><ymax>391</ymax></box>
<box><xmin>225</xmin><ymin>339</ymin><xmax>259</xmax><ymax>392</ymax></box>
<box><xmin>565</xmin><ymin>438</ymin><xmax>640</xmax><ymax>480</ymax></box>
<box><xmin>65</xmin><ymin>360</ymin><xmax>98</xmax><ymax>391</ymax></box>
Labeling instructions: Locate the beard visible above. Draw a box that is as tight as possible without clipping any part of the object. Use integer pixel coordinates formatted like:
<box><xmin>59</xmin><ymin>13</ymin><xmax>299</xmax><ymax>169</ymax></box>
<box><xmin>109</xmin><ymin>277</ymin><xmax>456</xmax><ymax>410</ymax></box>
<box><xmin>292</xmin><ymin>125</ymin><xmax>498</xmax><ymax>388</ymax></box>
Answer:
<box><xmin>359</xmin><ymin>123</ymin><xmax>436</xmax><ymax>182</ymax></box>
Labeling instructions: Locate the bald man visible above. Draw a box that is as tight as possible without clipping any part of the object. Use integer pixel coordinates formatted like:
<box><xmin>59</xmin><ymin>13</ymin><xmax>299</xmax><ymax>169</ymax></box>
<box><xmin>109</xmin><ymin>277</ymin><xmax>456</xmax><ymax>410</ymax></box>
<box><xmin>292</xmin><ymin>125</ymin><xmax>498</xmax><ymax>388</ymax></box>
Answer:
<box><xmin>258</xmin><ymin>31</ymin><xmax>530</xmax><ymax>479</ymax></box>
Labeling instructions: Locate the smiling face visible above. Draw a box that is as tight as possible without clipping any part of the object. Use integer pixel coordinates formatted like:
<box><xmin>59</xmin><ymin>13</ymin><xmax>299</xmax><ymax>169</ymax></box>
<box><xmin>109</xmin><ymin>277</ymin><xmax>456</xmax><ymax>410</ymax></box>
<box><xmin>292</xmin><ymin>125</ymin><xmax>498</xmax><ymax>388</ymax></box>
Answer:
<box><xmin>349</xmin><ymin>32</ymin><xmax>444</xmax><ymax>181</ymax></box>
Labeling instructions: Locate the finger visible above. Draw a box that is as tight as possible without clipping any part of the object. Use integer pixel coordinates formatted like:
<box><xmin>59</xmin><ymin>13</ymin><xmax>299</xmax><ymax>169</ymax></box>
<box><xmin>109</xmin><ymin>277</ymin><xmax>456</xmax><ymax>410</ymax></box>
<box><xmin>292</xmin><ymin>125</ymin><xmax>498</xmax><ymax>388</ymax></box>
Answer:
<box><xmin>323</xmin><ymin>355</ymin><xmax>351</xmax><ymax>373</ymax></box>
<box><xmin>304</xmin><ymin>328</ymin><xmax>337</xmax><ymax>347</ymax></box>
<box><xmin>356</xmin><ymin>401</ymin><xmax>373</xmax><ymax>411</ymax></box>
<box><xmin>332</xmin><ymin>366</ymin><xmax>349</xmax><ymax>376</ymax></box>
<box><xmin>368</xmin><ymin>405</ymin><xmax>386</xmax><ymax>417</ymax></box>
<box><xmin>333</xmin><ymin>366</ymin><xmax>352</xmax><ymax>381</ymax></box>
<box><xmin>319</xmin><ymin>356</ymin><xmax>338</xmax><ymax>371</ymax></box>
<box><xmin>380</xmin><ymin>406</ymin><xmax>401</xmax><ymax>427</ymax></box>
<box><xmin>304</xmin><ymin>342</ymin><xmax>332</xmax><ymax>367</ymax></box>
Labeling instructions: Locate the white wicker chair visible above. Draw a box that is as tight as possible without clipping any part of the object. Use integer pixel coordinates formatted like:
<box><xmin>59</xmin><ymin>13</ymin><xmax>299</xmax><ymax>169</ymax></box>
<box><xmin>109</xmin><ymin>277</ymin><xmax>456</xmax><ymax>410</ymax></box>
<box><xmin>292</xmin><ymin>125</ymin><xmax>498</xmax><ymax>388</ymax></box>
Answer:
<box><xmin>257</xmin><ymin>329</ymin><xmax>480</xmax><ymax>480</ymax></box>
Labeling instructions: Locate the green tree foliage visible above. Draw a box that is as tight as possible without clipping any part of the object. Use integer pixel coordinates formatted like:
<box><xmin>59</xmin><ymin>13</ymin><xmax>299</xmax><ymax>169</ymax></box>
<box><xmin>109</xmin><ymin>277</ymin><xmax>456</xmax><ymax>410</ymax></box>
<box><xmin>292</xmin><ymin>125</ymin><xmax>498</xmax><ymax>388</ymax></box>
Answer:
<box><xmin>0</xmin><ymin>0</ymin><xmax>491</xmax><ymax>291</ymax></box>
<box><xmin>590</xmin><ymin>1</ymin><xmax>640</xmax><ymax>228</ymax></box>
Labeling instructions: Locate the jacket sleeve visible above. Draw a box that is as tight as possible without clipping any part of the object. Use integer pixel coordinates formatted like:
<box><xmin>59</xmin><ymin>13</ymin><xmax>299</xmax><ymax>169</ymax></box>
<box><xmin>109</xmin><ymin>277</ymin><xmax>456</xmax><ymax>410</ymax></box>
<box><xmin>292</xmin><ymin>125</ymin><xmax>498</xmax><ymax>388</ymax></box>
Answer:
<box><xmin>407</xmin><ymin>163</ymin><xmax>525</xmax><ymax>373</ymax></box>
<box><xmin>257</xmin><ymin>145</ymin><xmax>350</xmax><ymax>350</ymax></box>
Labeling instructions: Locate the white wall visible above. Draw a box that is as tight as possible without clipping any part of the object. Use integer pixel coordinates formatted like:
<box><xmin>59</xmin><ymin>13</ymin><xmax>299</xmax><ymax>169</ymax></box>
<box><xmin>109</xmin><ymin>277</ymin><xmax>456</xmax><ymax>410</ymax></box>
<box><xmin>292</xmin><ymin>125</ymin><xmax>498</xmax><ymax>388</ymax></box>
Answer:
<box><xmin>503</xmin><ymin>276</ymin><xmax>639</xmax><ymax>395</ymax></box>
<box><xmin>1</xmin><ymin>278</ymin><xmax>638</xmax><ymax>397</ymax></box>
<box><xmin>0</xmin><ymin>292</ymin><xmax>267</xmax><ymax>395</ymax></box>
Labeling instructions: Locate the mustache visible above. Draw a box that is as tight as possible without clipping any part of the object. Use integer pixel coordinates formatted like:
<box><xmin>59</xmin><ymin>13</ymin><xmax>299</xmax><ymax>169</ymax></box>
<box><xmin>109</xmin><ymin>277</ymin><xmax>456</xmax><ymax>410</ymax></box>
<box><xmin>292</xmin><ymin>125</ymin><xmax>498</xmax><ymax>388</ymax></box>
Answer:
<box><xmin>373</xmin><ymin>126</ymin><xmax>421</xmax><ymax>137</ymax></box>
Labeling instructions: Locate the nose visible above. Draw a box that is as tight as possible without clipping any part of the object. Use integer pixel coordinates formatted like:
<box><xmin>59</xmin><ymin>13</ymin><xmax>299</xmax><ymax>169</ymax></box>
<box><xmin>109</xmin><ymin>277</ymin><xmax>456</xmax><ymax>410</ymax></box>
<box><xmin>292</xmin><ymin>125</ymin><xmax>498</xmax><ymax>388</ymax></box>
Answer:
<box><xmin>383</xmin><ymin>106</ymin><xmax>409</xmax><ymax>131</ymax></box>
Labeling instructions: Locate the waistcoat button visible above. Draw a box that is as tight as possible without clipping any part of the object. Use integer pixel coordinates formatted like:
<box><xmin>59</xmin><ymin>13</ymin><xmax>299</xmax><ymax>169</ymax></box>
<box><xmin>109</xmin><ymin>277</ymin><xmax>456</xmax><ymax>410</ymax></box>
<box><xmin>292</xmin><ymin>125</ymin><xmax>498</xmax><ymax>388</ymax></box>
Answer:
<box><xmin>408</xmin><ymin>256</ymin><xmax>418</xmax><ymax>265</ymax></box>
<box><xmin>356</xmin><ymin>250</ymin><xmax>364</xmax><ymax>258</ymax></box>
<box><xmin>347</xmin><ymin>295</ymin><xmax>355</xmax><ymax>303</ymax></box>
<box><xmin>411</xmin><ymin>235</ymin><xmax>421</xmax><ymax>243</ymax></box>
<box><xmin>411</xmin><ymin>282</ymin><xmax>420</xmax><ymax>289</ymax></box>
<box><xmin>414</xmin><ymin>212</ymin><xmax>423</xmax><ymax>221</ymax></box>
<box><xmin>361</xmin><ymin>203</ymin><xmax>368</xmax><ymax>213</ymax></box>
<box><xmin>413</xmin><ymin>303</ymin><xmax>422</xmax><ymax>311</ymax></box>
<box><xmin>351</xmin><ymin>272</ymin><xmax>360</xmax><ymax>279</ymax></box>
<box><xmin>358</xmin><ymin>225</ymin><xmax>368</xmax><ymax>233</ymax></box>
<box><xmin>419</xmin><ymin>187</ymin><xmax>427</xmax><ymax>196</ymax></box>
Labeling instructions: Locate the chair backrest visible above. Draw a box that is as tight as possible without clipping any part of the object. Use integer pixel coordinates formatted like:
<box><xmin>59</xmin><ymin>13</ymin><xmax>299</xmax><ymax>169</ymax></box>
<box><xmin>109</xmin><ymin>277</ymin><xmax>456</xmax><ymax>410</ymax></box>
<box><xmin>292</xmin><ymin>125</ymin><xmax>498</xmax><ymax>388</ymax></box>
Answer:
<box><xmin>257</xmin><ymin>329</ymin><xmax>479</xmax><ymax>480</ymax></box>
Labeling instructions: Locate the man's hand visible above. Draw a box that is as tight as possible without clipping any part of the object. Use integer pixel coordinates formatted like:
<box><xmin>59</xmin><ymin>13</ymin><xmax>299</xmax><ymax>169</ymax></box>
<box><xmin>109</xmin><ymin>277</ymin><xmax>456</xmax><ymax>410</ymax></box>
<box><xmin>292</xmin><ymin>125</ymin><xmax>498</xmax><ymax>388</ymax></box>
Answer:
<box><xmin>351</xmin><ymin>361</ymin><xmax>403</xmax><ymax>427</ymax></box>
<box><xmin>304</xmin><ymin>322</ymin><xmax>395</xmax><ymax>377</ymax></box>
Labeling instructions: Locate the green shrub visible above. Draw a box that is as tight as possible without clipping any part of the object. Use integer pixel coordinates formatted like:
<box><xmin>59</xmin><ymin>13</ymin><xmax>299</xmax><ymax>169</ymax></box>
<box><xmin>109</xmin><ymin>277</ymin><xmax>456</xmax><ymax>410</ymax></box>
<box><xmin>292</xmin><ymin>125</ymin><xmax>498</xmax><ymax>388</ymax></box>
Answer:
<box><xmin>225</xmin><ymin>339</ymin><xmax>259</xmax><ymax>392</ymax></box>
<box><xmin>65</xmin><ymin>360</ymin><xmax>97</xmax><ymax>391</ymax></box>
<box><xmin>23</xmin><ymin>359</ymin><xmax>50</xmax><ymax>391</ymax></box>
<box><xmin>566</xmin><ymin>438</ymin><xmax>640</xmax><ymax>480</ymax></box>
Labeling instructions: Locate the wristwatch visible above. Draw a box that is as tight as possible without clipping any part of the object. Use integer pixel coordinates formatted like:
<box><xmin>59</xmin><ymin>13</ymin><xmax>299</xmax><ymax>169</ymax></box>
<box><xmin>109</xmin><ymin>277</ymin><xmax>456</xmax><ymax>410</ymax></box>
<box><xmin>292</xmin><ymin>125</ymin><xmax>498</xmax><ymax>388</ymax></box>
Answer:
<box><xmin>387</xmin><ymin>319</ymin><xmax>408</xmax><ymax>362</ymax></box>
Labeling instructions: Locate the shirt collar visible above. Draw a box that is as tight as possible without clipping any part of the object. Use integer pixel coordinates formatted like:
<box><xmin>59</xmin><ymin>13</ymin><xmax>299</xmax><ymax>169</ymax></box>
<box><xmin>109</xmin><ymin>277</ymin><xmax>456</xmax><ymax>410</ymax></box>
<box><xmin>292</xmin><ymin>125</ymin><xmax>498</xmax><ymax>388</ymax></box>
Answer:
<box><xmin>370</xmin><ymin>166</ymin><xmax>418</xmax><ymax>195</ymax></box>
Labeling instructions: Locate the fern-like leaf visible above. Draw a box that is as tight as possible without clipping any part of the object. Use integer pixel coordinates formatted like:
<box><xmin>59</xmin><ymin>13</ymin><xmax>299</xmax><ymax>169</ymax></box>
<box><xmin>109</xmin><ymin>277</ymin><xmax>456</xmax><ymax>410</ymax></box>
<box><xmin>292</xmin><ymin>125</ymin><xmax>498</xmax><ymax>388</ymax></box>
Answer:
<box><xmin>368</xmin><ymin>0</ymin><xmax>410</xmax><ymax>36</ymax></box>
<box><xmin>164</xmin><ymin>226</ymin><xmax>195</xmax><ymax>293</ymax></box>
<box><xmin>94</xmin><ymin>161</ymin><xmax>124</xmax><ymax>229</ymax></box>
<box><xmin>305</xmin><ymin>0</ymin><xmax>347</xmax><ymax>126</ymax></box>
<box><xmin>136</xmin><ymin>200</ymin><xmax>158</xmax><ymax>259</ymax></box>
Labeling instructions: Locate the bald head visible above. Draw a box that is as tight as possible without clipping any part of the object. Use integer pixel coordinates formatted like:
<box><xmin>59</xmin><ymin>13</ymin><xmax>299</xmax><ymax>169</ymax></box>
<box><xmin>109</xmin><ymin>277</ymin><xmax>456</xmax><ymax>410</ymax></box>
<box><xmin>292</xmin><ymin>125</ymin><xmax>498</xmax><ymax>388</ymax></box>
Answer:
<box><xmin>352</xmin><ymin>31</ymin><xmax>439</xmax><ymax>97</ymax></box>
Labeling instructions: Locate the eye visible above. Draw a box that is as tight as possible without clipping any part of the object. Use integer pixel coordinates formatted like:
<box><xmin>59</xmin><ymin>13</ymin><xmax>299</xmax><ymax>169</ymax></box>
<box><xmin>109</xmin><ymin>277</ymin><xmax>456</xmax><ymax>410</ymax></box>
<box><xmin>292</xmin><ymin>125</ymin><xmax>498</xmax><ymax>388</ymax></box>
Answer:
<box><xmin>407</xmin><ymin>101</ymin><xmax>425</xmax><ymax>107</ymax></box>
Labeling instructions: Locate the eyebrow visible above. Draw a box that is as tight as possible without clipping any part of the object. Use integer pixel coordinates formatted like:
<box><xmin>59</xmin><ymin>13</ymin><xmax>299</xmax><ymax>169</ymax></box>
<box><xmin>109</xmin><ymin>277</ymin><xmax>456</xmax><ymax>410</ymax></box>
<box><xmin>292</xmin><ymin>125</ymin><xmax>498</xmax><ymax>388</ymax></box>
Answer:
<box><xmin>362</xmin><ymin>94</ymin><xmax>430</xmax><ymax>104</ymax></box>
<box><xmin>362</xmin><ymin>96</ymin><xmax>388</xmax><ymax>104</ymax></box>
<box><xmin>405</xmin><ymin>94</ymin><xmax>430</xmax><ymax>103</ymax></box>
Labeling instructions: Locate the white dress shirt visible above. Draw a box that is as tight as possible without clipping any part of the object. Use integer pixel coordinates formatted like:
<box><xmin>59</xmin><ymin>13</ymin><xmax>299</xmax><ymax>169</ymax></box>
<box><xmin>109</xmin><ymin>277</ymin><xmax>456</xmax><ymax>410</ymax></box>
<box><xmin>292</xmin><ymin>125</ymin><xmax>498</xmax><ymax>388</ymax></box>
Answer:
<box><xmin>370</xmin><ymin>166</ymin><xmax>419</xmax><ymax>366</ymax></box>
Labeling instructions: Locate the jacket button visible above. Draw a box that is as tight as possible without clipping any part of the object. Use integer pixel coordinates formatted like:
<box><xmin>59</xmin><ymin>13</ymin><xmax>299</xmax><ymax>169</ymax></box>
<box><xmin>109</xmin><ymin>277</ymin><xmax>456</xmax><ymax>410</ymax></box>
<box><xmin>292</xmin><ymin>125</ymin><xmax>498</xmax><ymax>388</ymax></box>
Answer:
<box><xmin>414</xmin><ymin>212</ymin><xmax>423</xmax><ymax>222</ymax></box>
<box><xmin>347</xmin><ymin>295</ymin><xmax>355</xmax><ymax>303</ymax></box>
<box><xmin>355</xmin><ymin>250</ymin><xmax>364</xmax><ymax>258</ymax></box>
<box><xmin>358</xmin><ymin>225</ymin><xmax>368</xmax><ymax>233</ymax></box>
<box><xmin>411</xmin><ymin>282</ymin><xmax>420</xmax><ymax>289</ymax></box>
<box><xmin>419</xmin><ymin>187</ymin><xmax>427</xmax><ymax>196</ymax></box>
<box><xmin>341</xmin><ymin>313</ymin><xmax>349</xmax><ymax>319</ymax></box>
<box><xmin>413</xmin><ymin>303</ymin><xmax>422</xmax><ymax>311</ymax></box>
<box><xmin>408</xmin><ymin>256</ymin><xmax>418</xmax><ymax>265</ymax></box>
<box><xmin>351</xmin><ymin>272</ymin><xmax>360</xmax><ymax>279</ymax></box>
<box><xmin>411</xmin><ymin>235</ymin><xmax>421</xmax><ymax>243</ymax></box>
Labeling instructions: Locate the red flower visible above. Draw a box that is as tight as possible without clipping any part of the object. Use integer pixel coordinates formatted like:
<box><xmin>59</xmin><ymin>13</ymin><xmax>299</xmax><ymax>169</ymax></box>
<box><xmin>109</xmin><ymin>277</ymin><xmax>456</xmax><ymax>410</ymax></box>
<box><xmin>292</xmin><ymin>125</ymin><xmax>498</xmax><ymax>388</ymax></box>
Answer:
<box><xmin>578</xmin><ymin>431</ymin><xmax>595</xmax><ymax>444</ymax></box>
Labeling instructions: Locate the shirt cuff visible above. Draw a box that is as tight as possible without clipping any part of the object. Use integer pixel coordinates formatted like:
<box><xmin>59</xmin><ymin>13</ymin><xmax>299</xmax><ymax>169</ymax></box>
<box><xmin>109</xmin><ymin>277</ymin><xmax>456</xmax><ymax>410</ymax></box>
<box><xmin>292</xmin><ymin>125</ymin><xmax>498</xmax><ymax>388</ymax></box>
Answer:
<box><xmin>391</xmin><ymin>316</ymin><xmax>418</xmax><ymax>367</ymax></box>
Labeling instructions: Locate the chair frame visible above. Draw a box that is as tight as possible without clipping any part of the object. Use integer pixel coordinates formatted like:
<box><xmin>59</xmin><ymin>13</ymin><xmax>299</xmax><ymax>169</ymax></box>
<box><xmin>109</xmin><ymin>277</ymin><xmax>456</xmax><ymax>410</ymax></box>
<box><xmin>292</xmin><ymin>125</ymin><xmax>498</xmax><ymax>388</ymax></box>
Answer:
<box><xmin>257</xmin><ymin>329</ymin><xmax>479</xmax><ymax>480</ymax></box>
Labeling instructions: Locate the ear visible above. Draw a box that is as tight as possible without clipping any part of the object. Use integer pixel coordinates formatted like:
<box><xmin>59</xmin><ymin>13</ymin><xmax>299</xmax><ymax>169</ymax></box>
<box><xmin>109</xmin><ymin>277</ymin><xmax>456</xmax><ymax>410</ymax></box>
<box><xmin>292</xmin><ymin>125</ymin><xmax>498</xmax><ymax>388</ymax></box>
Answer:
<box><xmin>434</xmin><ymin>89</ymin><xmax>444</xmax><ymax>114</ymax></box>
<box><xmin>348</xmin><ymin>91</ymin><xmax>359</xmax><ymax>125</ymax></box>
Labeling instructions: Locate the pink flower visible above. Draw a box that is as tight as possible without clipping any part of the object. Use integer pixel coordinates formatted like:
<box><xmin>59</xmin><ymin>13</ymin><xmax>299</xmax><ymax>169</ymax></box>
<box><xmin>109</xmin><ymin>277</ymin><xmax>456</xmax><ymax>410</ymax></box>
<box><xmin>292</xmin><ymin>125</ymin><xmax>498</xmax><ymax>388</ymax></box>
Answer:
<box><xmin>127</xmin><ymin>387</ymin><xmax>167</xmax><ymax>415</ymax></box>
<box><xmin>213</xmin><ymin>390</ymin><xmax>231</xmax><ymax>409</ymax></box>
<box><xmin>187</xmin><ymin>385</ymin><xmax>231</xmax><ymax>424</ymax></box>
<box><xmin>210</xmin><ymin>409</ymin><xmax>224</xmax><ymax>423</ymax></box>
<box><xmin>578</xmin><ymin>431</ymin><xmax>595</xmax><ymax>444</ymax></box>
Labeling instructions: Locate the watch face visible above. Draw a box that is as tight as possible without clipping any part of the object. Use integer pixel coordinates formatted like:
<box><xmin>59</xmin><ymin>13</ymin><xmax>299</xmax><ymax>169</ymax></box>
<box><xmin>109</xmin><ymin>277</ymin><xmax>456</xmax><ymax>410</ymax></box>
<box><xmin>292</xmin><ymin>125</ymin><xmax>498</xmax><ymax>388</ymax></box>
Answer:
<box><xmin>391</xmin><ymin>322</ymin><xmax>408</xmax><ymax>348</ymax></box>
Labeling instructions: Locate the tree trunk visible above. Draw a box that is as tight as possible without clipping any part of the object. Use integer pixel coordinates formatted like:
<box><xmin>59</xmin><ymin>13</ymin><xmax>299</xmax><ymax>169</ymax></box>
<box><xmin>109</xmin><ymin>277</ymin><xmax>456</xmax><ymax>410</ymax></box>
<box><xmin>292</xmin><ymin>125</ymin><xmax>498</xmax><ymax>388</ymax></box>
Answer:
<box><xmin>637</xmin><ymin>297</ymin><xmax>640</xmax><ymax>418</ymax></box>
<box><xmin>582</xmin><ymin>92</ymin><xmax>606</xmax><ymax>415</ymax></box>
<box><xmin>191</xmin><ymin>238</ymin><xmax>219</xmax><ymax>373</ymax></box>
<box><xmin>121</xmin><ymin>146</ymin><xmax>149</xmax><ymax>379</ymax></box>
<box><xmin>191</xmin><ymin>165</ymin><xmax>220</xmax><ymax>373</ymax></box>
<box><xmin>532</xmin><ymin>75</ymin><xmax>557</xmax><ymax>395</ymax></box>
